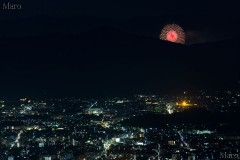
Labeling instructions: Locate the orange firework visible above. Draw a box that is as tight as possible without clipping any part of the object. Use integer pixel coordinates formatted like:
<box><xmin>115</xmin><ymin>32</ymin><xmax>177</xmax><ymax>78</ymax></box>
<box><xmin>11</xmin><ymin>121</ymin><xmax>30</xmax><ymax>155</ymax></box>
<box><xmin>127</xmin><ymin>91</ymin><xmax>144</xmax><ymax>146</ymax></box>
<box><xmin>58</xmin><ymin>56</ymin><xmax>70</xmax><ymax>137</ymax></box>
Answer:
<box><xmin>160</xmin><ymin>24</ymin><xmax>185</xmax><ymax>44</ymax></box>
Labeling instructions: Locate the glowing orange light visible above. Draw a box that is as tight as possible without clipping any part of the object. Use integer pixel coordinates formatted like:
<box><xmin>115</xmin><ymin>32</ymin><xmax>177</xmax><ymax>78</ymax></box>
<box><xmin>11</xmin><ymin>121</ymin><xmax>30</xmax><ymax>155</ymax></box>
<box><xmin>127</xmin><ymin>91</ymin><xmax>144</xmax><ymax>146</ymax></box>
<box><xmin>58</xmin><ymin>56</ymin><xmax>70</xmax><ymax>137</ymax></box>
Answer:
<box><xmin>182</xmin><ymin>101</ymin><xmax>187</xmax><ymax>106</ymax></box>
<box><xmin>176</xmin><ymin>100</ymin><xmax>196</xmax><ymax>107</ymax></box>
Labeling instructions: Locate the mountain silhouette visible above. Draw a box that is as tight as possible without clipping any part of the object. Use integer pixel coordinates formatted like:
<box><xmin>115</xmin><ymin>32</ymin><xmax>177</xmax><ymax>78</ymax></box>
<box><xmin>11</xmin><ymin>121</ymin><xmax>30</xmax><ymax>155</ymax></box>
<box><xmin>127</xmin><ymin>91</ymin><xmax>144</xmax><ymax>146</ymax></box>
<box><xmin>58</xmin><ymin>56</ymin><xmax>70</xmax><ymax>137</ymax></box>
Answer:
<box><xmin>0</xmin><ymin>27</ymin><xmax>239</xmax><ymax>98</ymax></box>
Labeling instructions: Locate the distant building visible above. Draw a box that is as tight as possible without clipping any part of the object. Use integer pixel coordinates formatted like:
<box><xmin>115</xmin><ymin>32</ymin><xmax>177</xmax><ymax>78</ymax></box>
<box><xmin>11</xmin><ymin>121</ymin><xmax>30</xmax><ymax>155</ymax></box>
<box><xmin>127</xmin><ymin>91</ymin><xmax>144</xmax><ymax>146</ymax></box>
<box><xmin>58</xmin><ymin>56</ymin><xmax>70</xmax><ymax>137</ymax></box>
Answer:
<box><xmin>87</xmin><ymin>108</ymin><xmax>103</xmax><ymax>115</ymax></box>
<box><xmin>60</xmin><ymin>152</ymin><xmax>74</xmax><ymax>160</ymax></box>
<box><xmin>24</xmin><ymin>105</ymin><xmax>33</xmax><ymax>111</ymax></box>
<box><xmin>39</xmin><ymin>142</ymin><xmax>45</xmax><ymax>148</ymax></box>
<box><xmin>8</xmin><ymin>156</ymin><xmax>14</xmax><ymax>160</ymax></box>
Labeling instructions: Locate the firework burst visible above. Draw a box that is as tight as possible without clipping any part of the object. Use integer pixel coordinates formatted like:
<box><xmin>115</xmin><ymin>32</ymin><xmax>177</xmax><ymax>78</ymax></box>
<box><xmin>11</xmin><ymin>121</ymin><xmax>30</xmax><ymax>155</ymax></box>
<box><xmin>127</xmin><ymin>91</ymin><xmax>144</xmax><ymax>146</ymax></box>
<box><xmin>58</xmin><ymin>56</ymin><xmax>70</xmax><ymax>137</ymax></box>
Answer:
<box><xmin>160</xmin><ymin>24</ymin><xmax>185</xmax><ymax>44</ymax></box>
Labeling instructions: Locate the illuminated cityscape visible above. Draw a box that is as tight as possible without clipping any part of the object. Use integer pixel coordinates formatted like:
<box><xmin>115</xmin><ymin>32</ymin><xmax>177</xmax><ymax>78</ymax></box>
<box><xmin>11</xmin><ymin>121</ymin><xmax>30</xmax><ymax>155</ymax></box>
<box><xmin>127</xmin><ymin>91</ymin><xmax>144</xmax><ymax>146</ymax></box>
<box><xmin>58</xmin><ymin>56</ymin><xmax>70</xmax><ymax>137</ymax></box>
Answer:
<box><xmin>0</xmin><ymin>0</ymin><xmax>240</xmax><ymax>159</ymax></box>
<box><xmin>0</xmin><ymin>90</ymin><xmax>240</xmax><ymax>159</ymax></box>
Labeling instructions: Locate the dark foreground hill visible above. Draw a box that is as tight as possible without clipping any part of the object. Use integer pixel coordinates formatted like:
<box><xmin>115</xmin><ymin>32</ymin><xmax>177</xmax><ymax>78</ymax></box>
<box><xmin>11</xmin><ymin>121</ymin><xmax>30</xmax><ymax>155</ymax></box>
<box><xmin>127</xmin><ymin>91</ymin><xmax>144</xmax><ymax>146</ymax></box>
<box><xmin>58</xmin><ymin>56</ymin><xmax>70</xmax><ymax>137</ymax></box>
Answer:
<box><xmin>0</xmin><ymin>27</ymin><xmax>239</xmax><ymax>98</ymax></box>
<box><xmin>120</xmin><ymin>108</ymin><xmax>240</xmax><ymax>132</ymax></box>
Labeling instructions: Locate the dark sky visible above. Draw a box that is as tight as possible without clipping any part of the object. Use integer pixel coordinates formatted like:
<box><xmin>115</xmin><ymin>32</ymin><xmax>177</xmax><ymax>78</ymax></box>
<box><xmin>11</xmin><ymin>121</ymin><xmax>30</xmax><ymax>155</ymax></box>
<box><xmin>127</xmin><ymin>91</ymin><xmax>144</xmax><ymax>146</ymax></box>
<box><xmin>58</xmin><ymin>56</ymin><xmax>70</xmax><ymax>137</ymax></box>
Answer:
<box><xmin>0</xmin><ymin>0</ymin><xmax>239</xmax><ymax>99</ymax></box>
<box><xmin>1</xmin><ymin>0</ymin><xmax>240</xmax><ymax>44</ymax></box>
<box><xmin>1</xmin><ymin>0</ymin><xmax>239</xmax><ymax>18</ymax></box>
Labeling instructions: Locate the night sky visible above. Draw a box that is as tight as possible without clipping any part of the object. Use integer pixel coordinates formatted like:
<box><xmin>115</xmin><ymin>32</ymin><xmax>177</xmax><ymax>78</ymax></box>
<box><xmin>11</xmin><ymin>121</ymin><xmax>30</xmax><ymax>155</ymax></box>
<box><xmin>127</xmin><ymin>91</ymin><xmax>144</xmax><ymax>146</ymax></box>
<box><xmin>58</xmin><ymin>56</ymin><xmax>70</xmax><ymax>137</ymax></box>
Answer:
<box><xmin>1</xmin><ymin>0</ymin><xmax>240</xmax><ymax>43</ymax></box>
<box><xmin>0</xmin><ymin>0</ymin><xmax>239</xmax><ymax>98</ymax></box>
